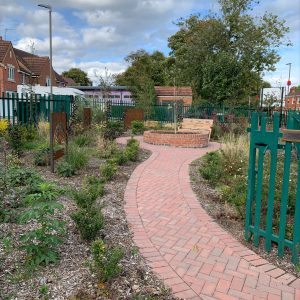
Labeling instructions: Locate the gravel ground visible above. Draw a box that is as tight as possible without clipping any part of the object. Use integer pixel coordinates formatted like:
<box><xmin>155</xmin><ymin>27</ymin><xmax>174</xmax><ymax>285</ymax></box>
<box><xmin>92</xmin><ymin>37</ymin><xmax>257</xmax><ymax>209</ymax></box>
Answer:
<box><xmin>0</xmin><ymin>146</ymin><xmax>177</xmax><ymax>300</ymax></box>
<box><xmin>190</xmin><ymin>158</ymin><xmax>300</xmax><ymax>278</ymax></box>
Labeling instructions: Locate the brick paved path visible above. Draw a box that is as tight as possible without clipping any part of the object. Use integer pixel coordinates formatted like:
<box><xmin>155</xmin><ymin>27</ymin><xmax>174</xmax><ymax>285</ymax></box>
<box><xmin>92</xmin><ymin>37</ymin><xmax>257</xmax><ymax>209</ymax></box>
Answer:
<box><xmin>118</xmin><ymin>137</ymin><xmax>300</xmax><ymax>300</ymax></box>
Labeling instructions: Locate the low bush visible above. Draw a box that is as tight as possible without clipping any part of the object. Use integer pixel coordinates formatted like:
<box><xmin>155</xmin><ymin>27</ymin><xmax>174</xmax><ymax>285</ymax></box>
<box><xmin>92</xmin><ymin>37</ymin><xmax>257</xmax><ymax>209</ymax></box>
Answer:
<box><xmin>71</xmin><ymin>208</ymin><xmax>104</xmax><ymax>241</ymax></box>
<box><xmin>7</xmin><ymin>125</ymin><xmax>26</xmax><ymax>156</ymax></box>
<box><xmin>65</xmin><ymin>143</ymin><xmax>89</xmax><ymax>170</ymax></box>
<box><xmin>103</xmin><ymin>121</ymin><xmax>124</xmax><ymax>140</ymax></box>
<box><xmin>90</xmin><ymin>238</ymin><xmax>124</xmax><ymax>282</ymax></box>
<box><xmin>33</xmin><ymin>146</ymin><xmax>50</xmax><ymax>166</ymax></box>
<box><xmin>56</xmin><ymin>161</ymin><xmax>76</xmax><ymax>177</ymax></box>
<box><xmin>110</xmin><ymin>149</ymin><xmax>128</xmax><ymax>166</ymax></box>
<box><xmin>131</xmin><ymin>120</ymin><xmax>145</xmax><ymax>135</ymax></box>
<box><xmin>100</xmin><ymin>140</ymin><xmax>119</xmax><ymax>159</ymax></box>
<box><xmin>199</xmin><ymin>151</ymin><xmax>223</xmax><ymax>187</ymax></box>
<box><xmin>100</xmin><ymin>162</ymin><xmax>118</xmax><ymax>182</ymax></box>
<box><xmin>126</xmin><ymin>138</ymin><xmax>139</xmax><ymax>148</ymax></box>
<box><xmin>71</xmin><ymin>184</ymin><xmax>104</xmax><ymax>209</ymax></box>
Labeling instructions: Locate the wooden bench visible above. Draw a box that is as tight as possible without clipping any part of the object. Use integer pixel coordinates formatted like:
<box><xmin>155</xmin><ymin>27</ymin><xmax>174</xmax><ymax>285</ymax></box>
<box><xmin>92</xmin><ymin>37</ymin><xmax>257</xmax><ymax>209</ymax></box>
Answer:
<box><xmin>178</xmin><ymin>118</ymin><xmax>214</xmax><ymax>140</ymax></box>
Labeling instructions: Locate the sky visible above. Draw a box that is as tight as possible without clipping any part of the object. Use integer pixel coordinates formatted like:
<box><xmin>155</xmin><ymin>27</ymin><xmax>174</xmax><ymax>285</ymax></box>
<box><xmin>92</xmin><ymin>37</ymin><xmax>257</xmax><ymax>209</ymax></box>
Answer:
<box><xmin>0</xmin><ymin>0</ymin><xmax>299</xmax><ymax>87</ymax></box>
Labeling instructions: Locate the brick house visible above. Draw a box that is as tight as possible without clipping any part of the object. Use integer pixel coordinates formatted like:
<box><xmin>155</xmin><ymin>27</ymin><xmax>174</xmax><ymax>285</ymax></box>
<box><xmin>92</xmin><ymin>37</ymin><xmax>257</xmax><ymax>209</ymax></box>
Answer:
<box><xmin>154</xmin><ymin>86</ymin><xmax>193</xmax><ymax>105</ymax></box>
<box><xmin>0</xmin><ymin>36</ymin><xmax>63</xmax><ymax>95</ymax></box>
<box><xmin>285</xmin><ymin>86</ymin><xmax>300</xmax><ymax>110</ymax></box>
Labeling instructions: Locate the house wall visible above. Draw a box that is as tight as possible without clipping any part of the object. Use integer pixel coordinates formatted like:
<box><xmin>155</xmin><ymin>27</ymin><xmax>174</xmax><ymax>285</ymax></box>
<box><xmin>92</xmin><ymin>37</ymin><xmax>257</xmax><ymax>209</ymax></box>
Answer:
<box><xmin>0</xmin><ymin>44</ymin><xmax>19</xmax><ymax>94</ymax></box>
<box><xmin>157</xmin><ymin>96</ymin><xmax>192</xmax><ymax>105</ymax></box>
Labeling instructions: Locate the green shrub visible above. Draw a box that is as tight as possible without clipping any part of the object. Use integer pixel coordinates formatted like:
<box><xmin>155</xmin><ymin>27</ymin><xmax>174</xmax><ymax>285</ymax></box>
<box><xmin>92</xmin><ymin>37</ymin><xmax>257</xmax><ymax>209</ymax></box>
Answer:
<box><xmin>65</xmin><ymin>143</ymin><xmax>89</xmax><ymax>170</ymax></box>
<box><xmin>110</xmin><ymin>150</ymin><xmax>129</xmax><ymax>166</ymax></box>
<box><xmin>73</xmin><ymin>133</ymin><xmax>94</xmax><ymax>147</ymax></box>
<box><xmin>100</xmin><ymin>162</ymin><xmax>117</xmax><ymax>182</ymax></box>
<box><xmin>71</xmin><ymin>184</ymin><xmax>104</xmax><ymax>209</ymax></box>
<box><xmin>199</xmin><ymin>151</ymin><xmax>223</xmax><ymax>187</ymax></box>
<box><xmin>100</xmin><ymin>140</ymin><xmax>119</xmax><ymax>159</ymax></box>
<box><xmin>24</xmin><ymin>182</ymin><xmax>60</xmax><ymax>205</ymax></box>
<box><xmin>7</xmin><ymin>125</ymin><xmax>26</xmax><ymax>156</ymax></box>
<box><xmin>220</xmin><ymin>176</ymin><xmax>247</xmax><ymax>218</ymax></box>
<box><xmin>90</xmin><ymin>239</ymin><xmax>124</xmax><ymax>282</ymax></box>
<box><xmin>71</xmin><ymin>208</ymin><xmax>104</xmax><ymax>241</ymax></box>
<box><xmin>103</xmin><ymin>121</ymin><xmax>124</xmax><ymax>140</ymax></box>
<box><xmin>126</xmin><ymin>138</ymin><xmax>139</xmax><ymax>148</ymax></box>
<box><xmin>84</xmin><ymin>175</ymin><xmax>103</xmax><ymax>186</ymax></box>
<box><xmin>33</xmin><ymin>146</ymin><xmax>50</xmax><ymax>166</ymax></box>
<box><xmin>5</xmin><ymin>166</ymin><xmax>42</xmax><ymax>187</ymax></box>
<box><xmin>57</xmin><ymin>161</ymin><xmax>76</xmax><ymax>177</ymax></box>
<box><xmin>19</xmin><ymin>201</ymin><xmax>65</xmax><ymax>268</ymax></box>
<box><xmin>131</xmin><ymin>120</ymin><xmax>145</xmax><ymax>135</ymax></box>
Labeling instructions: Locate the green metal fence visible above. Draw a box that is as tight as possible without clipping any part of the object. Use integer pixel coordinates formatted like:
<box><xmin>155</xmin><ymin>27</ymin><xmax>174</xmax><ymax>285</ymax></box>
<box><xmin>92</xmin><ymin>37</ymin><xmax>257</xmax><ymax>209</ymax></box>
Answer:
<box><xmin>245</xmin><ymin>111</ymin><xmax>300</xmax><ymax>263</ymax></box>
<box><xmin>0</xmin><ymin>93</ymin><xmax>73</xmax><ymax>125</ymax></box>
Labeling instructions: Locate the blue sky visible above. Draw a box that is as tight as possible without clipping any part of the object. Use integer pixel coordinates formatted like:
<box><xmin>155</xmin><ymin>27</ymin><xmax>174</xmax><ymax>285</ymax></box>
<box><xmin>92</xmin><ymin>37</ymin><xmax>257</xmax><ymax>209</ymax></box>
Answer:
<box><xmin>0</xmin><ymin>0</ymin><xmax>299</xmax><ymax>87</ymax></box>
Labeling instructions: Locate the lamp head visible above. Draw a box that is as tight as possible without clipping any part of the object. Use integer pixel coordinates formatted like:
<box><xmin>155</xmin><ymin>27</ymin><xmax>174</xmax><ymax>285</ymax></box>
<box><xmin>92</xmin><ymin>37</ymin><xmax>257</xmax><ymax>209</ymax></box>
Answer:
<box><xmin>38</xmin><ymin>4</ymin><xmax>52</xmax><ymax>10</ymax></box>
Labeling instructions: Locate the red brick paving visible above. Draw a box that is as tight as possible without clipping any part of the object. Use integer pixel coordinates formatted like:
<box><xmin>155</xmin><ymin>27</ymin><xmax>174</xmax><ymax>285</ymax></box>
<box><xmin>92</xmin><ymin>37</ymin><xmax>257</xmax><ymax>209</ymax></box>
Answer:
<box><xmin>118</xmin><ymin>137</ymin><xmax>300</xmax><ymax>300</ymax></box>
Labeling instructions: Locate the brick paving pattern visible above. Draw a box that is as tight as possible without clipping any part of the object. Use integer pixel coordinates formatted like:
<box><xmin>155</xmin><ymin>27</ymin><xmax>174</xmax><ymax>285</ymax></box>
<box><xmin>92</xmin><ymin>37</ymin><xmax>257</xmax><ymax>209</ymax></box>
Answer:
<box><xmin>118</xmin><ymin>137</ymin><xmax>300</xmax><ymax>300</ymax></box>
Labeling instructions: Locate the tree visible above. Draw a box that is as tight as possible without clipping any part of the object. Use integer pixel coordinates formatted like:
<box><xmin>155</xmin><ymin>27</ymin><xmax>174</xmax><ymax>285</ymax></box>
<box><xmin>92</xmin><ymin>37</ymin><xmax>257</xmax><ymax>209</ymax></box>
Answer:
<box><xmin>115</xmin><ymin>50</ymin><xmax>174</xmax><ymax>109</ymax></box>
<box><xmin>168</xmin><ymin>0</ymin><xmax>290</xmax><ymax>104</ymax></box>
<box><xmin>62</xmin><ymin>68</ymin><xmax>92</xmax><ymax>86</ymax></box>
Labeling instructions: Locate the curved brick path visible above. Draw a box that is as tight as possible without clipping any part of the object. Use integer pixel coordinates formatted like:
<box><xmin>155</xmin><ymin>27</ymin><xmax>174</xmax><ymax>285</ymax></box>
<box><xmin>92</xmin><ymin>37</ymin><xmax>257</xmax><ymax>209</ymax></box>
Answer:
<box><xmin>118</xmin><ymin>137</ymin><xmax>300</xmax><ymax>300</ymax></box>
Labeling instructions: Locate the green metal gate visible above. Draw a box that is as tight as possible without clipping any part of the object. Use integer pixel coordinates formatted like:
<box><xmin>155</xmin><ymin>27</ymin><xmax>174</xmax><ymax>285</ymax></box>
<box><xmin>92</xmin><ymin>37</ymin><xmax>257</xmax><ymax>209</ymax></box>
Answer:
<box><xmin>245</xmin><ymin>111</ymin><xmax>300</xmax><ymax>263</ymax></box>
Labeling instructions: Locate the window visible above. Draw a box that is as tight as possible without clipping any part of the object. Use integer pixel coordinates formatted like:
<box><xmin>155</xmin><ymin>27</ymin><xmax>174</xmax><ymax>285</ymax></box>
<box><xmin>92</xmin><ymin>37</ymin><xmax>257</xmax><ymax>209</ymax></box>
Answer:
<box><xmin>21</xmin><ymin>73</ymin><xmax>26</xmax><ymax>84</ymax></box>
<box><xmin>124</xmin><ymin>95</ymin><xmax>130</xmax><ymax>98</ymax></box>
<box><xmin>114</xmin><ymin>94</ymin><xmax>120</xmax><ymax>98</ymax></box>
<box><xmin>8</xmin><ymin>64</ymin><xmax>15</xmax><ymax>81</ymax></box>
<box><xmin>46</xmin><ymin>76</ymin><xmax>51</xmax><ymax>86</ymax></box>
<box><xmin>298</xmin><ymin>98</ymin><xmax>300</xmax><ymax>104</ymax></box>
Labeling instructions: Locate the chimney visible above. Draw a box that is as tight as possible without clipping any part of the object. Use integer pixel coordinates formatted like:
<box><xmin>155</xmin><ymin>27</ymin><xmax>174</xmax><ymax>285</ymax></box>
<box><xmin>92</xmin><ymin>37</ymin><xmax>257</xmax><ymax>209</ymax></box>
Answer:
<box><xmin>0</xmin><ymin>36</ymin><xmax>2</xmax><ymax>40</ymax></box>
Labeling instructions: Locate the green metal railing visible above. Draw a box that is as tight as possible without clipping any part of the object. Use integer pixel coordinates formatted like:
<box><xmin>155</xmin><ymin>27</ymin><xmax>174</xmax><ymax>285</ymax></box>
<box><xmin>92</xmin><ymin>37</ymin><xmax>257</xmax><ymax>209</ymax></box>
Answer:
<box><xmin>245</xmin><ymin>111</ymin><xmax>300</xmax><ymax>263</ymax></box>
<box><xmin>0</xmin><ymin>93</ymin><xmax>73</xmax><ymax>125</ymax></box>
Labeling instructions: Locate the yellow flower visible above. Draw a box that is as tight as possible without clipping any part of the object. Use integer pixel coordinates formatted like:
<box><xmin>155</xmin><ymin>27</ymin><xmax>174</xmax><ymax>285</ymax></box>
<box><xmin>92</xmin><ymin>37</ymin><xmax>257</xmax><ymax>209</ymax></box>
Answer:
<box><xmin>0</xmin><ymin>119</ymin><xmax>9</xmax><ymax>136</ymax></box>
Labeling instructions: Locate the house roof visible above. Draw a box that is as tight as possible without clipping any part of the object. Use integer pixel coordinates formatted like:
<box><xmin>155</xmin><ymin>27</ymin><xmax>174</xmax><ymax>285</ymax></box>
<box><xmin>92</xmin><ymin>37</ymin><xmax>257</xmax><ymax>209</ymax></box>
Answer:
<box><xmin>0</xmin><ymin>38</ymin><xmax>12</xmax><ymax>62</ymax></box>
<box><xmin>287</xmin><ymin>87</ymin><xmax>300</xmax><ymax>97</ymax></box>
<box><xmin>154</xmin><ymin>86</ymin><xmax>193</xmax><ymax>97</ymax></box>
<box><xmin>62</xmin><ymin>76</ymin><xmax>76</xmax><ymax>86</ymax></box>
<box><xmin>20</xmin><ymin>56</ymin><xmax>49</xmax><ymax>76</ymax></box>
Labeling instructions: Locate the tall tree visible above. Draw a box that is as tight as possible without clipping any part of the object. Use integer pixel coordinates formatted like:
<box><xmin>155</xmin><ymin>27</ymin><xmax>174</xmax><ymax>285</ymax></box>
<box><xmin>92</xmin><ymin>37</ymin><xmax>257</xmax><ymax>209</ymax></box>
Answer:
<box><xmin>115</xmin><ymin>50</ymin><xmax>173</xmax><ymax>108</ymax></box>
<box><xmin>168</xmin><ymin>0</ymin><xmax>290</xmax><ymax>104</ymax></box>
<box><xmin>62</xmin><ymin>68</ymin><xmax>92</xmax><ymax>86</ymax></box>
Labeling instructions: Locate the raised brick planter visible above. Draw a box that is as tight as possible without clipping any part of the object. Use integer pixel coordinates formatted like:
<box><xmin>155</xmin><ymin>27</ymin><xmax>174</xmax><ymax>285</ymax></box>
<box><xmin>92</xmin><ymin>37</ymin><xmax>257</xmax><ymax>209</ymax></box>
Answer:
<box><xmin>143</xmin><ymin>130</ymin><xmax>209</xmax><ymax>148</ymax></box>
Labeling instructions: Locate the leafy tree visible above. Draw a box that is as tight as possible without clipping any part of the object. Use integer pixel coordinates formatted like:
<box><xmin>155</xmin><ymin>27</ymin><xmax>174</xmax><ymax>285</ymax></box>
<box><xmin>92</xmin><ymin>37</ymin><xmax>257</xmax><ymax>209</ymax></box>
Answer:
<box><xmin>115</xmin><ymin>50</ymin><xmax>173</xmax><ymax>109</ymax></box>
<box><xmin>168</xmin><ymin>0</ymin><xmax>290</xmax><ymax>104</ymax></box>
<box><xmin>62</xmin><ymin>68</ymin><xmax>92</xmax><ymax>86</ymax></box>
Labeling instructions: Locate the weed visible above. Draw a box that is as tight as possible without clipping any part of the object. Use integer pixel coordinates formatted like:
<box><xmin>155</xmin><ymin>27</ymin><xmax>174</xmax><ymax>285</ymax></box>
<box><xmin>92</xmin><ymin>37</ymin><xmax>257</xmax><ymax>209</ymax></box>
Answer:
<box><xmin>7</xmin><ymin>125</ymin><xmax>26</xmax><ymax>156</ymax></box>
<box><xmin>39</xmin><ymin>284</ymin><xmax>49</xmax><ymax>300</ymax></box>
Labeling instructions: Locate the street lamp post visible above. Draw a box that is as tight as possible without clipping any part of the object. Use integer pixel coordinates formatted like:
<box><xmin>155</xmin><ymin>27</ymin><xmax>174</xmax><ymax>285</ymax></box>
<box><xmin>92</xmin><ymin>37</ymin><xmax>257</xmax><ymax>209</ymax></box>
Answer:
<box><xmin>38</xmin><ymin>4</ymin><xmax>53</xmax><ymax>102</ymax></box>
<box><xmin>38</xmin><ymin>4</ymin><xmax>54</xmax><ymax>172</ymax></box>
<box><xmin>286</xmin><ymin>63</ymin><xmax>292</xmax><ymax>93</ymax></box>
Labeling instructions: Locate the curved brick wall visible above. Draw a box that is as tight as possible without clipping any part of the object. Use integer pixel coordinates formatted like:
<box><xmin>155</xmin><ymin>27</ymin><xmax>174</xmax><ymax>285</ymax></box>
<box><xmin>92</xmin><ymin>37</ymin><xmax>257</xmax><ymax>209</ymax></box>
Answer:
<box><xmin>143</xmin><ymin>130</ymin><xmax>209</xmax><ymax>148</ymax></box>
